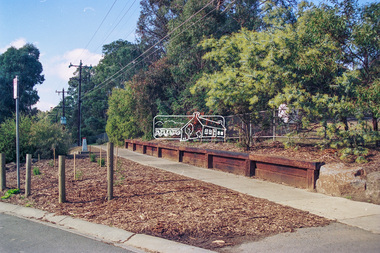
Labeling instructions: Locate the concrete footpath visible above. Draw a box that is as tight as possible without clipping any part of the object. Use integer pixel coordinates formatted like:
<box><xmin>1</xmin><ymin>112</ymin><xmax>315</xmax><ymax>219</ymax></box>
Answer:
<box><xmin>1</xmin><ymin>146</ymin><xmax>379</xmax><ymax>252</ymax></box>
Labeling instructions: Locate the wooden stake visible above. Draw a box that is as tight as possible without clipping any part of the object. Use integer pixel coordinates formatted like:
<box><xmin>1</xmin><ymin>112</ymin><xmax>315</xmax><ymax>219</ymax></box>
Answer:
<box><xmin>25</xmin><ymin>154</ymin><xmax>31</xmax><ymax>197</ymax></box>
<box><xmin>58</xmin><ymin>155</ymin><xmax>66</xmax><ymax>203</ymax></box>
<box><xmin>99</xmin><ymin>147</ymin><xmax>102</xmax><ymax>168</ymax></box>
<box><xmin>115</xmin><ymin>147</ymin><xmax>118</xmax><ymax>169</ymax></box>
<box><xmin>0</xmin><ymin>153</ymin><xmax>5</xmax><ymax>191</ymax></box>
<box><xmin>53</xmin><ymin>148</ymin><xmax>56</xmax><ymax>168</ymax></box>
<box><xmin>74</xmin><ymin>153</ymin><xmax>76</xmax><ymax>180</ymax></box>
<box><xmin>107</xmin><ymin>142</ymin><xmax>114</xmax><ymax>201</ymax></box>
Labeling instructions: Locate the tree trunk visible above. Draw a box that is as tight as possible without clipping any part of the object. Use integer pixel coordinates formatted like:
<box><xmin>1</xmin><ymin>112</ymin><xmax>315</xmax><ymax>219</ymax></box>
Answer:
<box><xmin>373</xmin><ymin>116</ymin><xmax>379</xmax><ymax>147</ymax></box>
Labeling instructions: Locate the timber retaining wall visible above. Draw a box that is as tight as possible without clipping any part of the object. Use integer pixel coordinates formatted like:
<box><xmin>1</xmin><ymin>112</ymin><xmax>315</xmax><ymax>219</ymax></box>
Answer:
<box><xmin>125</xmin><ymin>139</ymin><xmax>322</xmax><ymax>189</ymax></box>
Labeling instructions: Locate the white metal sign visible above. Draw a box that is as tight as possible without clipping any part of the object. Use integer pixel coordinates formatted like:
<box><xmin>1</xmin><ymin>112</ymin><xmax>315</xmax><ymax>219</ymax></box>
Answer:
<box><xmin>153</xmin><ymin>112</ymin><xmax>226</xmax><ymax>141</ymax></box>
<box><xmin>13</xmin><ymin>76</ymin><xmax>18</xmax><ymax>99</ymax></box>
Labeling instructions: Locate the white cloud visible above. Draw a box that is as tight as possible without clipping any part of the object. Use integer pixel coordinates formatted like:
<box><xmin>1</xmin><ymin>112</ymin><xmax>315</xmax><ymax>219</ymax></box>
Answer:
<box><xmin>35</xmin><ymin>48</ymin><xmax>102</xmax><ymax>111</ymax></box>
<box><xmin>0</xmin><ymin>38</ymin><xmax>27</xmax><ymax>53</ymax></box>
<box><xmin>44</xmin><ymin>48</ymin><xmax>102</xmax><ymax>81</ymax></box>
<box><xmin>33</xmin><ymin>100</ymin><xmax>55</xmax><ymax>112</ymax></box>
<box><xmin>84</xmin><ymin>7</ymin><xmax>95</xmax><ymax>12</ymax></box>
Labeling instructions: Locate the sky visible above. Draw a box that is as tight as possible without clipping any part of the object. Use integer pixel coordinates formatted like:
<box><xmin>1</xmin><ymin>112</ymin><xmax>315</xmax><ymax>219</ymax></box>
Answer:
<box><xmin>0</xmin><ymin>0</ymin><xmax>141</xmax><ymax>111</ymax></box>
<box><xmin>0</xmin><ymin>0</ymin><xmax>377</xmax><ymax>112</ymax></box>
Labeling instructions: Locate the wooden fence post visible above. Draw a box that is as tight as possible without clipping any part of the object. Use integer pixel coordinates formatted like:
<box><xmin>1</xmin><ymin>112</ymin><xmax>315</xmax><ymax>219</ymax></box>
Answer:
<box><xmin>73</xmin><ymin>153</ymin><xmax>76</xmax><ymax>180</ymax></box>
<box><xmin>0</xmin><ymin>153</ymin><xmax>5</xmax><ymax>191</ymax></box>
<box><xmin>115</xmin><ymin>147</ymin><xmax>118</xmax><ymax>169</ymax></box>
<box><xmin>53</xmin><ymin>148</ymin><xmax>56</xmax><ymax>168</ymax></box>
<box><xmin>58</xmin><ymin>155</ymin><xmax>66</xmax><ymax>203</ymax></box>
<box><xmin>25</xmin><ymin>154</ymin><xmax>32</xmax><ymax>197</ymax></box>
<box><xmin>99</xmin><ymin>147</ymin><xmax>102</xmax><ymax>168</ymax></box>
<box><xmin>107</xmin><ymin>142</ymin><xmax>114</xmax><ymax>201</ymax></box>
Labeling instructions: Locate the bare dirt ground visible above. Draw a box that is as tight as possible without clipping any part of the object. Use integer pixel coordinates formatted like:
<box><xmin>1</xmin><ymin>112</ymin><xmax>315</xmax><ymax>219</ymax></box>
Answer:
<box><xmin>1</xmin><ymin>147</ymin><xmax>330</xmax><ymax>250</ymax></box>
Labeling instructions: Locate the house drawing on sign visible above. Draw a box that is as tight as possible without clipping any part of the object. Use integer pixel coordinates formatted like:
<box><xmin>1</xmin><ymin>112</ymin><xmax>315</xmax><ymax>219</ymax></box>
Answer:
<box><xmin>153</xmin><ymin>112</ymin><xmax>226</xmax><ymax>141</ymax></box>
<box><xmin>180</xmin><ymin>112</ymin><xmax>226</xmax><ymax>141</ymax></box>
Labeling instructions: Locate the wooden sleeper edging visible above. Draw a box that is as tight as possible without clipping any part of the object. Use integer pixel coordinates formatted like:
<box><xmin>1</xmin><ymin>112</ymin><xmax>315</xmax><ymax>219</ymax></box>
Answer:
<box><xmin>125</xmin><ymin>139</ymin><xmax>321</xmax><ymax>189</ymax></box>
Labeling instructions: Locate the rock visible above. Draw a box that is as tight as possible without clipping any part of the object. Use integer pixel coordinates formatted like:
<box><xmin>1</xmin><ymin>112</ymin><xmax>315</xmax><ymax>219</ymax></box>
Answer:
<box><xmin>366</xmin><ymin>172</ymin><xmax>380</xmax><ymax>204</ymax></box>
<box><xmin>316</xmin><ymin>163</ymin><xmax>366</xmax><ymax>198</ymax></box>
<box><xmin>212</xmin><ymin>240</ymin><xmax>225</xmax><ymax>246</ymax></box>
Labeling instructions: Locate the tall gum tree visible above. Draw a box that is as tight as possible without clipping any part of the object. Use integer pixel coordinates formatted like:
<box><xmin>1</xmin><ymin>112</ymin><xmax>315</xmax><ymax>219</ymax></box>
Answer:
<box><xmin>0</xmin><ymin>44</ymin><xmax>44</xmax><ymax>122</ymax></box>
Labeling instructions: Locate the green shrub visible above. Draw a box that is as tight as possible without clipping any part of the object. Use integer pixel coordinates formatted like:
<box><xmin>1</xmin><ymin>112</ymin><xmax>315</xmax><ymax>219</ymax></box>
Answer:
<box><xmin>29</xmin><ymin>117</ymin><xmax>71</xmax><ymax>159</ymax></box>
<box><xmin>98</xmin><ymin>158</ymin><xmax>105</xmax><ymax>167</ymax></box>
<box><xmin>0</xmin><ymin>113</ymin><xmax>71</xmax><ymax>163</ymax></box>
<box><xmin>33</xmin><ymin>167</ymin><xmax>41</xmax><ymax>175</ymax></box>
<box><xmin>0</xmin><ymin>115</ymin><xmax>33</xmax><ymax>163</ymax></box>
<box><xmin>90</xmin><ymin>153</ymin><xmax>96</xmax><ymax>162</ymax></box>
<box><xmin>1</xmin><ymin>189</ymin><xmax>20</xmax><ymax>199</ymax></box>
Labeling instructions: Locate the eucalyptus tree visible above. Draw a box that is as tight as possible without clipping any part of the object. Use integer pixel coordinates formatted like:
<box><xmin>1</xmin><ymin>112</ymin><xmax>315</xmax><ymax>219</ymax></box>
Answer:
<box><xmin>0</xmin><ymin>44</ymin><xmax>44</xmax><ymax>122</ymax></box>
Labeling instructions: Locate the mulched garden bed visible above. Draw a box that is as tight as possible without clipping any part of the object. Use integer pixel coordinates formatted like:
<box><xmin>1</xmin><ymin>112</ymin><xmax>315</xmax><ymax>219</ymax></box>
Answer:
<box><xmin>1</xmin><ymin>149</ymin><xmax>330</xmax><ymax>250</ymax></box>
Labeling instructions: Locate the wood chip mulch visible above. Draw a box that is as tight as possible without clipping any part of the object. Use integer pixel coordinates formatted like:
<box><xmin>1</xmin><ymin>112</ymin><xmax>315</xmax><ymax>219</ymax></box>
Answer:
<box><xmin>1</xmin><ymin>151</ymin><xmax>330</xmax><ymax>250</ymax></box>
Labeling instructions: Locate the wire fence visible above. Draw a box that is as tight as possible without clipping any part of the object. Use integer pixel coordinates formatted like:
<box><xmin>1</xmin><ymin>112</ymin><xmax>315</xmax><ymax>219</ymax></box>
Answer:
<box><xmin>224</xmin><ymin>110</ymin><xmax>377</xmax><ymax>144</ymax></box>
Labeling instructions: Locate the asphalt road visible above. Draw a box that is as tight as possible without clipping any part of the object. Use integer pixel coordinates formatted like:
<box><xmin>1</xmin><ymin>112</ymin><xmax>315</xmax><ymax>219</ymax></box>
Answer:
<box><xmin>0</xmin><ymin>213</ymin><xmax>141</xmax><ymax>253</ymax></box>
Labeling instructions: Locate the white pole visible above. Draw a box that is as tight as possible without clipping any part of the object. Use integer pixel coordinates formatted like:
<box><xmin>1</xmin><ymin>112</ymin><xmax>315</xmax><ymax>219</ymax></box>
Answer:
<box><xmin>14</xmin><ymin>76</ymin><xmax>20</xmax><ymax>189</ymax></box>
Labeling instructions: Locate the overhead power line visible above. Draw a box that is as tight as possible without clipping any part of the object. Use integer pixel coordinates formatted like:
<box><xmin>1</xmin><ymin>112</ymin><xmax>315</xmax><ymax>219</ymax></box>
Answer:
<box><xmin>82</xmin><ymin>0</ymin><xmax>218</xmax><ymax>99</ymax></box>
<box><xmin>75</xmin><ymin>0</ymin><xmax>118</xmax><ymax>63</ymax></box>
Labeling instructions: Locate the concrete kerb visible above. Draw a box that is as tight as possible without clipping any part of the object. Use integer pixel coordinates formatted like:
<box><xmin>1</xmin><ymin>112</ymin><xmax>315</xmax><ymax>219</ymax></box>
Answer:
<box><xmin>0</xmin><ymin>202</ymin><xmax>214</xmax><ymax>253</ymax></box>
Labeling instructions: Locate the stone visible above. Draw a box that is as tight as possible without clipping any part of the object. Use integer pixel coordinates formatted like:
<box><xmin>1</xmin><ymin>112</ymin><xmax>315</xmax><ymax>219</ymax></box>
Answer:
<box><xmin>316</xmin><ymin>163</ymin><xmax>366</xmax><ymax>198</ymax></box>
<box><xmin>366</xmin><ymin>172</ymin><xmax>380</xmax><ymax>204</ymax></box>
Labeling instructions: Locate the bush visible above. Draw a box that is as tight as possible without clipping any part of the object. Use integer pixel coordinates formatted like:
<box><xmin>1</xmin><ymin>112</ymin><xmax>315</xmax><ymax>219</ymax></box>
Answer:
<box><xmin>0</xmin><ymin>115</ymin><xmax>34</xmax><ymax>163</ymax></box>
<box><xmin>0</xmin><ymin>114</ymin><xmax>71</xmax><ymax>163</ymax></box>
<box><xmin>98</xmin><ymin>158</ymin><xmax>105</xmax><ymax>167</ymax></box>
<box><xmin>33</xmin><ymin>167</ymin><xmax>41</xmax><ymax>175</ymax></box>
<box><xmin>90</xmin><ymin>154</ymin><xmax>96</xmax><ymax>162</ymax></box>
<box><xmin>29</xmin><ymin>117</ymin><xmax>71</xmax><ymax>159</ymax></box>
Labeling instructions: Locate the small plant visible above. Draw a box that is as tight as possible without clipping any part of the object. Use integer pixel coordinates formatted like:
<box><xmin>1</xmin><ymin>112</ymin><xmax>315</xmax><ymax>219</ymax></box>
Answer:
<box><xmin>98</xmin><ymin>158</ymin><xmax>105</xmax><ymax>167</ymax></box>
<box><xmin>75</xmin><ymin>170</ymin><xmax>84</xmax><ymax>180</ymax></box>
<box><xmin>90</xmin><ymin>153</ymin><xmax>96</xmax><ymax>162</ymax></box>
<box><xmin>48</xmin><ymin>160</ymin><xmax>54</xmax><ymax>167</ymax></box>
<box><xmin>1</xmin><ymin>189</ymin><xmax>20</xmax><ymax>199</ymax></box>
<box><xmin>339</xmin><ymin>147</ymin><xmax>369</xmax><ymax>163</ymax></box>
<box><xmin>33</xmin><ymin>167</ymin><xmax>41</xmax><ymax>175</ymax></box>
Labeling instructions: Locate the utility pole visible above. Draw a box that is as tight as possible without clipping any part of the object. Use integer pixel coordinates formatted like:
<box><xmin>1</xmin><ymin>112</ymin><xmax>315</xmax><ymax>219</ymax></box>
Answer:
<box><xmin>69</xmin><ymin>60</ymin><xmax>91</xmax><ymax>146</ymax></box>
<box><xmin>56</xmin><ymin>88</ymin><xmax>68</xmax><ymax>129</ymax></box>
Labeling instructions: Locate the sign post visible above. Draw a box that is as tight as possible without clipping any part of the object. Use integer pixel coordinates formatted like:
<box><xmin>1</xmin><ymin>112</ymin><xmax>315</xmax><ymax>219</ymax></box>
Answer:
<box><xmin>14</xmin><ymin>76</ymin><xmax>20</xmax><ymax>189</ymax></box>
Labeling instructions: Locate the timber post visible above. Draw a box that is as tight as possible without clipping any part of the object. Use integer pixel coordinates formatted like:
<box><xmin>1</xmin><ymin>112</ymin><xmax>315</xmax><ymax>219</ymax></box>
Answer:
<box><xmin>107</xmin><ymin>142</ymin><xmax>114</xmax><ymax>201</ymax></box>
<box><xmin>25</xmin><ymin>154</ymin><xmax>32</xmax><ymax>197</ymax></box>
<box><xmin>58</xmin><ymin>155</ymin><xmax>66</xmax><ymax>203</ymax></box>
<box><xmin>0</xmin><ymin>153</ymin><xmax>5</xmax><ymax>191</ymax></box>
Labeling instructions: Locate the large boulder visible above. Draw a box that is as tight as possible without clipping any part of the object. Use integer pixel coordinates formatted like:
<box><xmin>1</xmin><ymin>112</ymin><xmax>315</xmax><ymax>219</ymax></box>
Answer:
<box><xmin>316</xmin><ymin>163</ymin><xmax>367</xmax><ymax>200</ymax></box>
<box><xmin>366</xmin><ymin>172</ymin><xmax>380</xmax><ymax>204</ymax></box>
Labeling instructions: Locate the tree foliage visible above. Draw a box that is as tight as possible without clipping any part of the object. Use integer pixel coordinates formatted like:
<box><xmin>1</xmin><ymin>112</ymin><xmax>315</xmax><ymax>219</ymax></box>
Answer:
<box><xmin>54</xmin><ymin>0</ymin><xmax>378</xmax><ymax>154</ymax></box>
<box><xmin>0</xmin><ymin>44</ymin><xmax>44</xmax><ymax>123</ymax></box>
<box><xmin>106</xmin><ymin>87</ymin><xmax>142</xmax><ymax>146</ymax></box>
<box><xmin>0</xmin><ymin>113</ymin><xmax>70</xmax><ymax>163</ymax></box>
